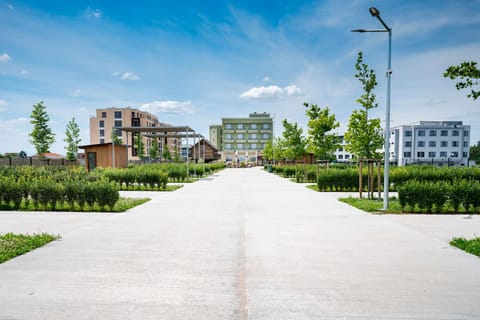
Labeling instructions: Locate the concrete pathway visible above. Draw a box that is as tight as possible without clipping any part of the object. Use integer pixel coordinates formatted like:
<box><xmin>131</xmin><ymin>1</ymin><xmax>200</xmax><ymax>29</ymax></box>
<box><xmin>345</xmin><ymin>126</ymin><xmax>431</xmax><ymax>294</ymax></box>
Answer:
<box><xmin>0</xmin><ymin>167</ymin><xmax>480</xmax><ymax>319</ymax></box>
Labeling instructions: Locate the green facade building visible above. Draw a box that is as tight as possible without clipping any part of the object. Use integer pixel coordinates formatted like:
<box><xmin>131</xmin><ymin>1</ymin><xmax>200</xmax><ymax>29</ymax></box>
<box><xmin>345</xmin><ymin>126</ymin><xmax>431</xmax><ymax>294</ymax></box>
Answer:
<box><xmin>209</xmin><ymin>112</ymin><xmax>273</xmax><ymax>163</ymax></box>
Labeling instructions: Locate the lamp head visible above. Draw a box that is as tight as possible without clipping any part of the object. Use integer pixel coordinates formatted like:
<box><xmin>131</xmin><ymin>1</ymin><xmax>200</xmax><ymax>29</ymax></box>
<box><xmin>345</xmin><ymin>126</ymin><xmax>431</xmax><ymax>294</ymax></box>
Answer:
<box><xmin>369</xmin><ymin>7</ymin><xmax>380</xmax><ymax>17</ymax></box>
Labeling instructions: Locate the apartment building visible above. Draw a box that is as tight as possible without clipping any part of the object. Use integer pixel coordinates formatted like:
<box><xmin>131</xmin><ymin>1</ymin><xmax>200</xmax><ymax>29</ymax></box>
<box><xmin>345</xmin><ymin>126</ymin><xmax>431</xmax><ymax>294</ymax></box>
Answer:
<box><xmin>209</xmin><ymin>112</ymin><xmax>273</xmax><ymax>162</ymax></box>
<box><xmin>89</xmin><ymin>107</ymin><xmax>181</xmax><ymax>160</ymax></box>
<box><xmin>333</xmin><ymin>135</ymin><xmax>355</xmax><ymax>162</ymax></box>
<box><xmin>390</xmin><ymin>121</ymin><xmax>471</xmax><ymax>166</ymax></box>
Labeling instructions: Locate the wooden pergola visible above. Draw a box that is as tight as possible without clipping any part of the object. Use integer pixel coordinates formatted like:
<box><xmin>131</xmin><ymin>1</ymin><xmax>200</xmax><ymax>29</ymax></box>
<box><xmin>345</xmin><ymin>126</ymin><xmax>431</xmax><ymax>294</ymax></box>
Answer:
<box><xmin>113</xmin><ymin>125</ymin><xmax>204</xmax><ymax>173</ymax></box>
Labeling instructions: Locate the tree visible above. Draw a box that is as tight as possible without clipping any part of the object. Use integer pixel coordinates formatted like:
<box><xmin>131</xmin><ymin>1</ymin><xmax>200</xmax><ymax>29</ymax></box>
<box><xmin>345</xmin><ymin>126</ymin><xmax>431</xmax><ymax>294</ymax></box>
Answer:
<box><xmin>111</xmin><ymin>130</ymin><xmax>123</xmax><ymax>145</ymax></box>
<box><xmin>263</xmin><ymin>140</ymin><xmax>274</xmax><ymax>161</ymax></box>
<box><xmin>345</xmin><ymin>52</ymin><xmax>384</xmax><ymax>159</ymax></box>
<box><xmin>304</xmin><ymin>102</ymin><xmax>340</xmax><ymax>160</ymax></box>
<box><xmin>64</xmin><ymin>117</ymin><xmax>81</xmax><ymax>160</ymax></box>
<box><xmin>29</xmin><ymin>101</ymin><xmax>55</xmax><ymax>156</ymax></box>
<box><xmin>173</xmin><ymin>145</ymin><xmax>181</xmax><ymax>162</ymax></box>
<box><xmin>134</xmin><ymin>133</ymin><xmax>145</xmax><ymax>157</ymax></box>
<box><xmin>149</xmin><ymin>137</ymin><xmax>159</xmax><ymax>160</ymax></box>
<box><xmin>162</xmin><ymin>147</ymin><xmax>172</xmax><ymax>161</ymax></box>
<box><xmin>444</xmin><ymin>61</ymin><xmax>480</xmax><ymax>101</ymax></box>
<box><xmin>280</xmin><ymin>119</ymin><xmax>306</xmax><ymax>161</ymax></box>
<box><xmin>470</xmin><ymin>141</ymin><xmax>480</xmax><ymax>163</ymax></box>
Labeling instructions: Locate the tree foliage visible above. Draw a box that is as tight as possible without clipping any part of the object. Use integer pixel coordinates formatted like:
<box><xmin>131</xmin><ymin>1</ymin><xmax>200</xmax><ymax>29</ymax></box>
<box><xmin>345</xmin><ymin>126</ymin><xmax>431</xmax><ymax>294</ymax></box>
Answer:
<box><xmin>470</xmin><ymin>141</ymin><xmax>480</xmax><ymax>163</ymax></box>
<box><xmin>149</xmin><ymin>138</ymin><xmax>159</xmax><ymax>160</ymax></box>
<box><xmin>280</xmin><ymin>119</ymin><xmax>306</xmax><ymax>161</ymax></box>
<box><xmin>29</xmin><ymin>101</ymin><xmax>55</xmax><ymax>156</ymax></box>
<box><xmin>64</xmin><ymin>117</ymin><xmax>81</xmax><ymax>161</ymax></box>
<box><xmin>444</xmin><ymin>61</ymin><xmax>480</xmax><ymax>101</ymax></box>
<box><xmin>134</xmin><ymin>133</ymin><xmax>145</xmax><ymax>157</ymax></box>
<box><xmin>111</xmin><ymin>130</ymin><xmax>123</xmax><ymax>145</ymax></box>
<box><xmin>345</xmin><ymin>52</ymin><xmax>384</xmax><ymax>159</ymax></box>
<box><xmin>304</xmin><ymin>102</ymin><xmax>340</xmax><ymax>160</ymax></box>
<box><xmin>162</xmin><ymin>147</ymin><xmax>172</xmax><ymax>161</ymax></box>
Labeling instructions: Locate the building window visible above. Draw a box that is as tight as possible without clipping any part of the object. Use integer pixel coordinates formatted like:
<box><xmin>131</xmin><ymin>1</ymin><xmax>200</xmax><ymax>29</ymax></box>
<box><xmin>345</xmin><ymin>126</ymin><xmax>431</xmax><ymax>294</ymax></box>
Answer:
<box><xmin>451</xmin><ymin>152</ymin><xmax>459</xmax><ymax>158</ymax></box>
<box><xmin>237</xmin><ymin>133</ymin><xmax>244</xmax><ymax>139</ymax></box>
<box><xmin>101</xmin><ymin>112</ymin><xmax>107</xmax><ymax>118</ymax></box>
<box><xmin>464</xmin><ymin>130</ymin><xmax>469</xmax><ymax>137</ymax></box>
<box><xmin>338</xmin><ymin>155</ymin><xmax>344</xmax><ymax>159</ymax></box>
<box><xmin>237</xmin><ymin>123</ymin><xmax>244</xmax><ymax>129</ymax></box>
<box><xmin>429</xmin><ymin>141</ymin><xmax>436</xmax><ymax>147</ymax></box>
<box><xmin>225</xmin><ymin>133</ymin><xmax>232</xmax><ymax>139</ymax></box>
<box><xmin>429</xmin><ymin>130</ymin><xmax>437</xmax><ymax>136</ymax></box>
<box><xmin>404</xmin><ymin>141</ymin><xmax>412</xmax><ymax>147</ymax></box>
<box><xmin>99</xmin><ymin>120</ymin><xmax>104</xmax><ymax>128</ymax></box>
<box><xmin>115</xmin><ymin>129</ymin><xmax>122</xmax><ymax>137</ymax></box>
<box><xmin>345</xmin><ymin>155</ymin><xmax>350</xmax><ymax>159</ymax></box>
<box><xmin>452</xmin><ymin>141</ymin><xmax>459</xmax><ymax>147</ymax></box>
<box><xmin>338</xmin><ymin>147</ymin><xmax>343</xmax><ymax>152</ymax></box>
<box><xmin>132</xmin><ymin>118</ymin><xmax>140</xmax><ymax>127</ymax></box>
<box><xmin>114</xmin><ymin>120</ymin><xmax>122</xmax><ymax>127</ymax></box>
<box><xmin>440</xmin><ymin>130</ymin><xmax>448</xmax><ymax>136</ymax></box>
<box><xmin>418</xmin><ymin>130</ymin><xmax>426</xmax><ymax>136</ymax></box>
<box><xmin>440</xmin><ymin>141</ymin><xmax>448</xmax><ymax>147</ymax></box>
<box><xmin>262</xmin><ymin>123</ymin><xmax>270</xmax><ymax>129</ymax></box>
<box><xmin>225</xmin><ymin>143</ymin><xmax>232</xmax><ymax>150</ymax></box>
<box><xmin>114</xmin><ymin>111</ymin><xmax>122</xmax><ymax>119</ymax></box>
<box><xmin>237</xmin><ymin>143</ymin><xmax>244</xmax><ymax>150</ymax></box>
<box><xmin>417</xmin><ymin>152</ymin><xmax>425</xmax><ymax>158</ymax></box>
<box><xmin>262</xmin><ymin>133</ymin><xmax>270</xmax><ymax>139</ymax></box>
<box><xmin>452</xmin><ymin>130</ymin><xmax>459</xmax><ymax>136</ymax></box>
<box><xmin>225</xmin><ymin>123</ymin><xmax>233</xmax><ymax>129</ymax></box>
<box><xmin>250</xmin><ymin>143</ymin><xmax>257</xmax><ymax>149</ymax></box>
<box><xmin>440</xmin><ymin>152</ymin><xmax>448</xmax><ymax>158</ymax></box>
<box><xmin>250</xmin><ymin>133</ymin><xmax>257</xmax><ymax>139</ymax></box>
<box><xmin>405</xmin><ymin>130</ymin><xmax>412</xmax><ymax>137</ymax></box>
<box><xmin>100</xmin><ymin>138</ymin><xmax>105</xmax><ymax>144</ymax></box>
<box><xmin>464</xmin><ymin>141</ymin><xmax>469</xmax><ymax>148</ymax></box>
<box><xmin>418</xmin><ymin>141</ymin><xmax>425</xmax><ymax>147</ymax></box>
<box><xmin>404</xmin><ymin>152</ymin><xmax>411</xmax><ymax>157</ymax></box>
<box><xmin>99</xmin><ymin>129</ymin><xmax>105</xmax><ymax>137</ymax></box>
<box><xmin>463</xmin><ymin>152</ymin><xmax>468</xmax><ymax>157</ymax></box>
<box><xmin>428</xmin><ymin>151</ymin><xmax>436</xmax><ymax>158</ymax></box>
<box><xmin>251</xmin><ymin>123</ymin><xmax>257</xmax><ymax>129</ymax></box>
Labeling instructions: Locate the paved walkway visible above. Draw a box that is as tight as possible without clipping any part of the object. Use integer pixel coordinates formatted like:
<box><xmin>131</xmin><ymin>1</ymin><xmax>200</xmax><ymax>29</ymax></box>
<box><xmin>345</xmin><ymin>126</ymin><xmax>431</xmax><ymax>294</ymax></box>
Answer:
<box><xmin>1</xmin><ymin>167</ymin><xmax>480</xmax><ymax>319</ymax></box>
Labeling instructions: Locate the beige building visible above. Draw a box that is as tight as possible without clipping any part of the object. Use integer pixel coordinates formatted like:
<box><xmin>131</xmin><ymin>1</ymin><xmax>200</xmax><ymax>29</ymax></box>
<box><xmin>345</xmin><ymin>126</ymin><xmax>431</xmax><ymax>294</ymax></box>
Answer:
<box><xmin>89</xmin><ymin>107</ymin><xmax>181</xmax><ymax>160</ymax></box>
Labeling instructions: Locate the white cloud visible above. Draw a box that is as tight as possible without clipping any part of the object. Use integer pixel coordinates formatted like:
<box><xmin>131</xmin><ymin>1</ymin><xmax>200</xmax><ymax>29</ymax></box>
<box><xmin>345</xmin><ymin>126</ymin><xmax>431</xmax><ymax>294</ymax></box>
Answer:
<box><xmin>0</xmin><ymin>53</ymin><xmax>11</xmax><ymax>62</ymax></box>
<box><xmin>86</xmin><ymin>7</ymin><xmax>102</xmax><ymax>19</ymax></box>
<box><xmin>240</xmin><ymin>84</ymin><xmax>303</xmax><ymax>100</ymax></box>
<box><xmin>79</xmin><ymin>107</ymin><xmax>88</xmax><ymax>112</ymax></box>
<box><xmin>263</xmin><ymin>76</ymin><xmax>271</xmax><ymax>82</ymax></box>
<box><xmin>112</xmin><ymin>71</ymin><xmax>140</xmax><ymax>81</ymax></box>
<box><xmin>20</xmin><ymin>69</ymin><xmax>29</xmax><ymax>75</ymax></box>
<box><xmin>140</xmin><ymin>100</ymin><xmax>194</xmax><ymax>114</ymax></box>
<box><xmin>121</xmin><ymin>72</ymin><xmax>140</xmax><ymax>80</ymax></box>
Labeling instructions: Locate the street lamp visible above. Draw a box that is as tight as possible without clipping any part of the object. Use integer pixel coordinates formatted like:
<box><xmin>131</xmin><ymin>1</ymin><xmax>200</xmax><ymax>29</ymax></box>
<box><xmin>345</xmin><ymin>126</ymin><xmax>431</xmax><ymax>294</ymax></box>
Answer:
<box><xmin>352</xmin><ymin>7</ymin><xmax>392</xmax><ymax>210</ymax></box>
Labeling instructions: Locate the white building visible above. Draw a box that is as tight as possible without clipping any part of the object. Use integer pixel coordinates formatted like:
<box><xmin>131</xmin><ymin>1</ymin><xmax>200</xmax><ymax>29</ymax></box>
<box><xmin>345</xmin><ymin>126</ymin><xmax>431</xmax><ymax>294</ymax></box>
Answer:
<box><xmin>390</xmin><ymin>121</ymin><xmax>470</xmax><ymax>166</ymax></box>
<box><xmin>334</xmin><ymin>135</ymin><xmax>354</xmax><ymax>163</ymax></box>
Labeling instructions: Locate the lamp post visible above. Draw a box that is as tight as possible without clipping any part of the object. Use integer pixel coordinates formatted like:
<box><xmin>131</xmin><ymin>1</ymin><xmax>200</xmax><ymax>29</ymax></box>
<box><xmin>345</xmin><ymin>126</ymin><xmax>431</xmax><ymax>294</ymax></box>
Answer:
<box><xmin>352</xmin><ymin>7</ymin><xmax>392</xmax><ymax>210</ymax></box>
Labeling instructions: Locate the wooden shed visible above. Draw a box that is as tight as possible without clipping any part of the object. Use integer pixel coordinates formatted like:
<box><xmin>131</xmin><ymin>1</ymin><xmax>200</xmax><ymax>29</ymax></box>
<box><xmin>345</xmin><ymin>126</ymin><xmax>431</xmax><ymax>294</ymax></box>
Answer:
<box><xmin>79</xmin><ymin>143</ymin><xmax>128</xmax><ymax>171</ymax></box>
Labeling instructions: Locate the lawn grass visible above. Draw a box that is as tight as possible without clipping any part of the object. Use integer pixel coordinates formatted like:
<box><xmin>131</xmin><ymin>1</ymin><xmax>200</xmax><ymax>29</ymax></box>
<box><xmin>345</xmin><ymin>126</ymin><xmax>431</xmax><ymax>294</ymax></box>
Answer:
<box><xmin>0</xmin><ymin>233</ymin><xmax>60</xmax><ymax>264</ymax></box>
<box><xmin>450</xmin><ymin>237</ymin><xmax>480</xmax><ymax>257</ymax></box>
<box><xmin>339</xmin><ymin>197</ymin><xmax>403</xmax><ymax>214</ymax></box>
<box><xmin>0</xmin><ymin>197</ymin><xmax>150</xmax><ymax>212</ymax></box>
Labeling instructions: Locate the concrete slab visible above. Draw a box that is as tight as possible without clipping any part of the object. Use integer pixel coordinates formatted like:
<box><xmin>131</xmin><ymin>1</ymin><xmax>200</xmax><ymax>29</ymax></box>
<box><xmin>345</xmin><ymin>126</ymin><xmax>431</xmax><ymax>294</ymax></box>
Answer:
<box><xmin>0</xmin><ymin>167</ymin><xmax>479</xmax><ymax>319</ymax></box>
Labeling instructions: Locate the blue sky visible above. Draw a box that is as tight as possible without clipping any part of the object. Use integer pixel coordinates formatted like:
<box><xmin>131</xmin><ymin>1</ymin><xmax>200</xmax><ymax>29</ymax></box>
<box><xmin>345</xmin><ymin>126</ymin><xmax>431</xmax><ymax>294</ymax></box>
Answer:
<box><xmin>1</xmin><ymin>0</ymin><xmax>480</xmax><ymax>155</ymax></box>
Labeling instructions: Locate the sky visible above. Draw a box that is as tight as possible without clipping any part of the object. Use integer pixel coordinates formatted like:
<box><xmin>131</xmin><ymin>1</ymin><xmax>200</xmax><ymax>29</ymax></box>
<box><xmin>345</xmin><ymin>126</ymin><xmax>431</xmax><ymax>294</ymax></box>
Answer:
<box><xmin>1</xmin><ymin>0</ymin><xmax>480</xmax><ymax>156</ymax></box>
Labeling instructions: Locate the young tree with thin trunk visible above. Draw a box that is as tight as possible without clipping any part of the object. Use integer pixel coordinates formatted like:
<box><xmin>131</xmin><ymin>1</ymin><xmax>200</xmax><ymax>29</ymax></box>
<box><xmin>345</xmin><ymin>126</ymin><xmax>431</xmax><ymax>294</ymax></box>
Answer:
<box><xmin>345</xmin><ymin>52</ymin><xmax>384</xmax><ymax>159</ymax></box>
<box><xmin>29</xmin><ymin>101</ymin><xmax>56</xmax><ymax>156</ymax></box>
<box><xmin>281</xmin><ymin>119</ymin><xmax>307</xmax><ymax>162</ymax></box>
<box><xmin>64</xmin><ymin>117</ymin><xmax>81</xmax><ymax>160</ymax></box>
<box><xmin>304</xmin><ymin>102</ymin><xmax>340</xmax><ymax>161</ymax></box>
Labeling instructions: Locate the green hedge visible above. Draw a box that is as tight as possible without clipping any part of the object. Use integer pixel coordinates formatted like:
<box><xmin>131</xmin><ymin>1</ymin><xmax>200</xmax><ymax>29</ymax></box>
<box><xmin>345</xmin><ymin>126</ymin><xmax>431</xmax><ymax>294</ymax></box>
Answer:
<box><xmin>398</xmin><ymin>180</ymin><xmax>480</xmax><ymax>213</ymax></box>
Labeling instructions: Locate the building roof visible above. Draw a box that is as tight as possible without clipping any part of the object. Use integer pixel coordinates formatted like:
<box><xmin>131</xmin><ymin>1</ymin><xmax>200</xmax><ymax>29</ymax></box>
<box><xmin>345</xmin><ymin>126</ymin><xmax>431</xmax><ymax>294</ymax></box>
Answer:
<box><xmin>32</xmin><ymin>152</ymin><xmax>64</xmax><ymax>159</ymax></box>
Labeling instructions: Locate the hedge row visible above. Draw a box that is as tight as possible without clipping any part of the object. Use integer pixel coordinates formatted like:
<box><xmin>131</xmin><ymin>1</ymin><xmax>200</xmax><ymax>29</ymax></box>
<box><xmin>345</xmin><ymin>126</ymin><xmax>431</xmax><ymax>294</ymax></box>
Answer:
<box><xmin>0</xmin><ymin>177</ymin><xmax>119</xmax><ymax>210</ymax></box>
<box><xmin>101</xmin><ymin>167</ymin><xmax>168</xmax><ymax>190</ymax></box>
<box><xmin>398</xmin><ymin>180</ymin><xmax>480</xmax><ymax>213</ymax></box>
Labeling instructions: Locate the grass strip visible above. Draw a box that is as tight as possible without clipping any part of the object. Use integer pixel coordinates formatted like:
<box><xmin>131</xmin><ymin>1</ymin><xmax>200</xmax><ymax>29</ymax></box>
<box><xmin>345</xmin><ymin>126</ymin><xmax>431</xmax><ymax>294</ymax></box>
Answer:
<box><xmin>450</xmin><ymin>237</ymin><xmax>480</xmax><ymax>257</ymax></box>
<box><xmin>0</xmin><ymin>233</ymin><xmax>60</xmax><ymax>264</ymax></box>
